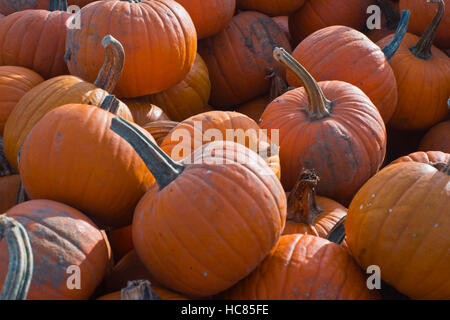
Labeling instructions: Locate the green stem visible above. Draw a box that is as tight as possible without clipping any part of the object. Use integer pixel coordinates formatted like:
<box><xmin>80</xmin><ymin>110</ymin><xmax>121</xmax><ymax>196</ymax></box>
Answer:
<box><xmin>273</xmin><ymin>47</ymin><xmax>331</xmax><ymax>120</ymax></box>
<box><xmin>409</xmin><ymin>0</ymin><xmax>445</xmax><ymax>60</ymax></box>
<box><xmin>326</xmin><ymin>216</ymin><xmax>346</xmax><ymax>245</ymax></box>
<box><xmin>110</xmin><ymin>117</ymin><xmax>184</xmax><ymax>190</ymax></box>
<box><xmin>99</xmin><ymin>95</ymin><xmax>120</xmax><ymax>114</ymax></box>
<box><xmin>94</xmin><ymin>35</ymin><xmax>125</xmax><ymax>93</ymax></box>
<box><xmin>382</xmin><ymin>10</ymin><xmax>410</xmax><ymax>61</ymax></box>
<box><xmin>49</xmin><ymin>0</ymin><xmax>68</xmax><ymax>11</ymax></box>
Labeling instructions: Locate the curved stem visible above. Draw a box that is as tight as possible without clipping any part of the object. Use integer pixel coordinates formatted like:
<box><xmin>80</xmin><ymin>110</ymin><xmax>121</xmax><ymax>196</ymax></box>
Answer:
<box><xmin>99</xmin><ymin>95</ymin><xmax>120</xmax><ymax>115</ymax></box>
<box><xmin>409</xmin><ymin>0</ymin><xmax>445</xmax><ymax>60</ymax></box>
<box><xmin>273</xmin><ymin>47</ymin><xmax>331</xmax><ymax>120</ymax></box>
<box><xmin>382</xmin><ymin>10</ymin><xmax>410</xmax><ymax>61</ymax></box>
<box><xmin>287</xmin><ymin>169</ymin><xmax>323</xmax><ymax>225</ymax></box>
<box><xmin>121</xmin><ymin>280</ymin><xmax>162</xmax><ymax>300</ymax></box>
<box><xmin>326</xmin><ymin>216</ymin><xmax>346</xmax><ymax>245</ymax></box>
<box><xmin>49</xmin><ymin>0</ymin><xmax>68</xmax><ymax>11</ymax></box>
<box><xmin>265</xmin><ymin>67</ymin><xmax>288</xmax><ymax>101</ymax></box>
<box><xmin>0</xmin><ymin>215</ymin><xmax>33</xmax><ymax>300</ymax></box>
<box><xmin>376</xmin><ymin>0</ymin><xmax>400</xmax><ymax>30</ymax></box>
<box><xmin>110</xmin><ymin>117</ymin><xmax>184</xmax><ymax>190</ymax></box>
<box><xmin>94</xmin><ymin>35</ymin><xmax>125</xmax><ymax>93</ymax></box>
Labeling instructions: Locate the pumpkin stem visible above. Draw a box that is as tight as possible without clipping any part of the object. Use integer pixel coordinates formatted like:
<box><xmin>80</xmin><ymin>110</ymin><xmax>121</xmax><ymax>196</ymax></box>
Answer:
<box><xmin>382</xmin><ymin>10</ymin><xmax>410</xmax><ymax>61</ymax></box>
<box><xmin>0</xmin><ymin>215</ymin><xmax>33</xmax><ymax>300</ymax></box>
<box><xmin>376</xmin><ymin>0</ymin><xmax>401</xmax><ymax>30</ymax></box>
<box><xmin>435</xmin><ymin>159</ymin><xmax>450</xmax><ymax>175</ymax></box>
<box><xmin>99</xmin><ymin>95</ymin><xmax>120</xmax><ymax>114</ymax></box>
<box><xmin>265</xmin><ymin>67</ymin><xmax>289</xmax><ymax>102</ymax></box>
<box><xmin>94</xmin><ymin>35</ymin><xmax>125</xmax><ymax>93</ymax></box>
<box><xmin>326</xmin><ymin>216</ymin><xmax>346</xmax><ymax>245</ymax></box>
<box><xmin>49</xmin><ymin>0</ymin><xmax>67</xmax><ymax>11</ymax></box>
<box><xmin>287</xmin><ymin>169</ymin><xmax>323</xmax><ymax>225</ymax></box>
<box><xmin>409</xmin><ymin>0</ymin><xmax>445</xmax><ymax>60</ymax></box>
<box><xmin>15</xmin><ymin>149</ymin><xmax>28</xmax><ymax>204</ymax></box>
<box><xmin>273</xmin><ymin>47</ymin><xmax>332</xmax><ymax>120</ymax></box>
<box><xmin>120</xmin><ymin>280</ymin><xmax>162</xmax><ymax>300</ymax></box>
<box><xmin>110</xmin><ymin>117</ymin><xmax>184</xmax><ymax>190</ymax></box>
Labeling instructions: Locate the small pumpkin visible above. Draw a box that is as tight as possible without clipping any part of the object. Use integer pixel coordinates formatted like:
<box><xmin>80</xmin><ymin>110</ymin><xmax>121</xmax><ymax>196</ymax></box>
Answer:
<box><xmin>377</xmin><ymin>0</ymin><xmax>450</xmax><ymax>130</ymax></box>
<box><xmin>122</xmin><ymin>97</ymin><xmax>169</xmax><ymax>126</ymax></box>
<box><xmin>109</xmin><ymin>117</ymin><xmax>286</xmax><ymax>297</ymax></box>
<box><xmin>0</xmin><ymin>199</ymin><xmax>111</xmax><ymax>300</ymax></box>
<box><xmin>0</xmin><ymin>174</ymin><xmax>20</xmax><ymax>213</ymax></box>
<box><xmin>389</xmin><ymin>150</ymin><xmax>450</xmax><ymax>166</ymax></box>
<box><xmin>260</xmin><ymin>48</ymin><xmax>386</xmax><ymax>205</ymax></box>
<box><xmin>107</xmin><ymin>225</ymin><xmax>134</xmax><ymax>262</ymax></box>
<box><xmin>222</xmin><ymin>234</ymin><xmax>379</xmax><ymax>300</ymax></box>
<box><xmin>198</xmin><ymin>11</ymin><xmax>291</xmax><ymax>108</ymax></box>
<box><xmin>149</xmin><ymin>54</ymin><xmax>211</xmax><ymax>122</ymax></box>
<box><xmin>65</xmin><ymin>0</ymin><xmax>197</xmax><ymax>98</ymax></box>
<box><xmin>98</xmin><ymin>280</ymin><xmax>188</xmax><ymax>300</ymax></box>
<box><xmin>3</xmin><ymin>35</ymin><xmax>131</xmax><ymax>169</ymax></box>
<box><xmin>346</xmin><ymin>160</ymin><xmax>450</xmax><ymax>299</ymax></box>
<box><xmin>236</xmin><ymin>0</ymin><xmax>305</xmax><ymax>16</ymax></box>
<box><xmin>142</xmin><ymin>120</ymin><xmax>179</xmax><ymax>146</ymax></box>
<box><xmin>418</xmin><ymin>120</ymin><xmax>450</xmax><ymax>153</ymax></box>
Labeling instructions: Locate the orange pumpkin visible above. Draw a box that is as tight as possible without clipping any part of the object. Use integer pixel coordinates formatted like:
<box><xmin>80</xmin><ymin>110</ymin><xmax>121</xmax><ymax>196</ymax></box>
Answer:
<box><xmin>109</xmin><ymin>117</ymin><xmax>286</xmax><ymax>297</ymax></box>
<box><xmin>0</xmin><ymin>67</ymin><xmax>44</xmax><ymax>136</ymax></box>
<box><xmin>3</xmin><ymin>35</ymin><xmax>131</xmax><ymax>169</ymax></box>
<box><xmin>287</xmin><ymin>10</ymin><xmax>410</xmax><ymax>123</ymax></box>
<box><xmin>19</xmin><ymin>99</ymin><xmax>154</xmax><ymax>228</ymax></box>
<box><xmin>346</xmin><ymin>160</ymin><xmax>450</xmax><ymax>299</ymax></box>
<box><xmin>367</xmin><ymin>0</ymin><xmax>401</xmax><ymax>43</ymax></box>
<box><xmin>142</xmin><ymin>120</ymin><xmax>179</xmax><ymax>146</ymax></box>
<box><xmin>272</xmin><ymin>16</ymin><xmax>293</xmax><ymax>47</ymax></box>
<box><xmin>198</xmin><ymin>11</ymin><xmax>291</xmax><ymax>108</ymax></box>
<box><xmin>149</xmin><ymin>54</ymin><xmax>211</xmax><ymax>122</ymax></box>
<box><xmin>289</xmin><ymin>0</ymin><xmax>374</xmax><ymax>45</ymax></box>
<box><xmin>223</xmin><ymin>234</ymin><xmax>379</xmax><ymax>300</ymax></box>
<box><xmin>260</xmin><ymin>48</ymin><xmax>386</xmax><ymax>205</ymax></box>
<box><xmin>389</xmin><ymin>150</ymin><xmax>450</xmax><ymax>166</ymax></box>
<box><xmin>0</xmin><ymin>199</ymin><xmax>110</xmax><ymax>300</ymax></box>
<box><xmin>418</xmin><ymin>120</ymin><xmax>450</xmax><ymax>153</ymax></box>
<box><xmin>0</xmin><ymin>1</ymin><xmax>70</xmax><ymax>78</ymax></box>
<box><xmin>0</xmin><ymin>174</ymin><xmax>20</xmax><ymax>213</ymax></box>
<box><xmin>175</xmin><ymin>0</ymin><xmax>236</xmax><ymax>39</ymax></box>
<box><xmin>65</xmin><ymin>0</ymin><xmax>197</xmax><ymax>98</ymax></box>
<box><xmin>122</xmin><ymin>97</ymin><xmax>169</xmax><ymax>126</ymax></box>
<box><xmin>237</xmin><ymin>0</ymin><xmax>305</xmax><ymax>16</ymax></box>
<box><xmin>98</xmin><ymin>280</ymin><xmax>188</xmax><ymax>300</ymax></box>
<box><xmin>107</xmin><ymin>225</ymin><xmax>134</xmax><ymax>262</ymax></box>
<box><xmin>377</xmin><ymin>0</ymin><xmax>450</xmax><ymax>130</ymax></box>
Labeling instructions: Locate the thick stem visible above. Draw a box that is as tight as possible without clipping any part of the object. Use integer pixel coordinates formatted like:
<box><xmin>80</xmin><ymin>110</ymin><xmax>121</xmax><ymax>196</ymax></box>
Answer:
<box><xmin>435</xmin><ymin>159</ymin><xmax>450</xmax><ymax>175</ymax></box>
<box><xmin>110</xmin><ymin>117</ymin><xmax>184</xmax><ymax>190</ymax></box>
<box><xmin>120</xmin><ymin>280</ymin><xmax>162</xmax><ymax>300</ymax></box>
<box><xmin>49</xmin><ymin>0</ymin><xmax>68</xmax><ymax>11</ymax></box>
<box><xmin>273</xmin><ymin>47</ymin><xmax>332</xmax><ymax>120</ymax></box>
<box><xmin>99</xmin><ymin>95</ymin><xmax>120</xmax><ymax>115</ymax></box>
<box><xmin>376</xmin><ymin>0</ymin><xmax>401</xmax><ymax>30</ymax></box>
<box><xmin>409</xmin><ymin>0</ymin><xmax>445</xmax><ymax>60</ymax></box>
<box><xmin>382</xmin><ymin>10</ymin><xmax>410</xmax><ymax>61</ymax></box>
<box><xmin>0</xmin><ymin>215</ymin><xmax>33</xmax><ymax>300</ymax></box>
<box><xmin>326</xmin><ymin>216</ymin><xmax>346</xmax><ymax>245</ymax></box>
<box><xmin>266</xmin><ymin>67</ymin><xmax>289</xmax><ymax>101</ymax></box>
<box><xmin>287</xmin><ymin>169</ymin><xmax>323</xmax><ymax>225</ymax></box>
<box><xmin>94</xmin><ymin>35</ymin><xmax>125</xmax><ymax>93</ymax></box>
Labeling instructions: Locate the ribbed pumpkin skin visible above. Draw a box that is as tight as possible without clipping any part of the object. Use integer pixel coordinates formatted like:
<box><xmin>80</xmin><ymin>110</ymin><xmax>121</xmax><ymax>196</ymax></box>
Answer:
<box><xmin>150</xmin><ymin>54</ymin><xmax>211</xmax><ymax>122</ymax></box>
<box><xmin>123</xmin><ymin>97</ymin><xmax>169</xmax><ymax>126</ymax></box>
<box><xmin>0</xmin><ymin>174</ymin><xmax>20</xmax><ymax>213</ymax></box>
<box><xmin>160</xmin><ymin>111</ymin><xmax>281</xmax><ymax>179</ymax></box>
<box><xmin>0</xmin><ymin>200</ymin><xmax>110</xmax><ymax>300</ymax></box>
<box><xmin>19</xmin><ymin>104</ymin><xmax>154</xmax><ymax>228</ymax></box>
<box><xmin>419</xmin><ymin>121</ymin><xmax>450</xmax><ymax>153</ymax></box>
<box><xmin>287</xmin><ymin>26</ymin><xmax>398</xmax><ymax>123</ymax></box>
<box><xmin>223</xmin><ymin>234</ymin><xmax>379</xmax><ymax>300</ymax></box>
<box><xmin>0</xmin><ymin>66</ymin><xmax>44</xmax><ymax>136</ymax></box>
<box><xmin>288</xmin><ymin>0</ymin><xmax>374</xmax><ymax>44</ymax></box>
<box><xmin>198</xmin><ymin>11</ymin><xmax>291</xmax><ymax>108</ymax></box>
<box><xmin>0</xmin><ymin>10</ymin><xmax>70</xmax><ymax>79</ymax></box>
<box><xmin>260</xmin><ymin>81</ymin><xmax>386</xmax><ymax>204</ymax></box>
<box><xmin>143</xmin><ymin>120</ymin><xmax>179</xmax><ymax>146</ymax></box>
<box><xmin>108</xmin><ymin>225</ymin><xmax>133</xmax><ymax>262</ymax></box>
<box><xmin>175</xmin><ymin>0</ymin><xmax>235</xmax><ymax>39</ymax></box>
<box><xmin>237</xmin><ymin>0</ymin><xmax>305</xmax><ymax>16</ymax></box>
<box><xmin>283</xmin><ymin>195</ymin><xmax>347</xmax><ymax>237</ymax></box>
<box><xmin>66</xmin><ymin>0</ymin><xmax>197</xmax><ymax>98</ymax></box>
<box><xmin>3</xmin><ymin>75</ymin><xmax>132</xmax><ymax>169</ymax></box>
<box><xmin>400</xmin><ymin>0</ymin><xmax>450</xmax><ymax>49</ymax></box>
<box><xmin>346</xmin><ymin>162</ymin><xmax>450</xmax><ymax>299</ymax></box>
<box><xmin>390</xmin><ymin>150</ymin><xmax>450</xmax><ymax>166</ymax></box>
<box><xmin>133</xmin><ymin>141</ymin><xmax>286</xmax><ymax>297</ymax></box>
<box><xmin>377</xmin><ymin>34</ymin><xmax>450</xmax><ymax>130</ymax></box>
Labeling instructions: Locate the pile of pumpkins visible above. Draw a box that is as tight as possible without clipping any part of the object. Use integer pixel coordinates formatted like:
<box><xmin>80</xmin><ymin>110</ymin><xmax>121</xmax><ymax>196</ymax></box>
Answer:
<box><xmin>0</xmin><ymin>0</ymin><xmax>449</xmax><ymax>300</ymax></box>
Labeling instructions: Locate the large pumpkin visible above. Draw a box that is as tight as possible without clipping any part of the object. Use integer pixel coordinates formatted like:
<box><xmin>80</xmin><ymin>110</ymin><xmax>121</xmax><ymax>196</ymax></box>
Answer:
<box><xmin>400</xmin><ymin>0</ymin><xmax>450</xmax><ymax>49</ymax></box>
<box><xmin>3</xmin><ymin>35</ymin><xmax>131</xmax><ymax>169</ymax></box>
<box><xmin>65</xmin><ymin>0</ymin><xmax>197</xmax><ymax>98</ymax></box>
<box><xmin>109</xmin><ymin>117</ymin><xmax>286</xmax><ymax>297</ymax></box>
<box><xmin>260</xmin><ymin>48</ymin><xmax>386</xmax><ymax>205</ymax></box>
<box><xmin>19</xmin><ymin>98</ymin><xmax>154</xmax><ymax>228</ymax></box>
<box><xmin>0</xmin><ymin>0</ymin><xmax>70</xmax><ymax>78</ymax></box>
<box><xmin>377</xmin><ymin>0</ymin><xmax>450</xmax><ymax>130</ymax></box>
<box><xmin>346</xmin><ymin>160</ymin><xmax>450</xmax><ymax>299</ymax></box>
<box><xmin>0</xmin><ymin>199</ymin><xmax>110</xmax><ymax>300</ymax></box>
<box><xmin>223</xmin><ymin>234</ymin><xmax>379</xmax><ymax>300</ymax></box>
<box><xmin>288</xmin><ymin>0</ymin><xmax>374</xmax><ymax>45</ymax></box>
<box><xmin>0</xmin><ymin>66</ymin><xmax>44</xmax><ymax>136</ymax></box>
<box><xmin>175</xmin><ymin>0</ymin><xmax>235</xmax><ymax>39</ymax></box>
<box><xmin>287</xmin><ymin>10</ymin><xmax>410</xmax><ymax>123</ymax></box>
<box><xmin>149</xmin><ymin>54</ymin><xmax>211</xmax><ymax>122</ymax></box>
<box><xmin>198</xmin><ymin>11</ymin><xmax>291</xmax><ymax>108</ymax></box>
<box><xmin>418</xmin><ymin>120</ymin><xmax>450</xmax><ymax>153</ymax></box>
<box><xmin>0</xmin><ymin>174</ymin><xmax>20</xmax><ymax>213</ymax></box>
<box><xmin>236</xmin><ymin>0</ymin><xmax>305</xmax><ymax>16</ymax></box>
